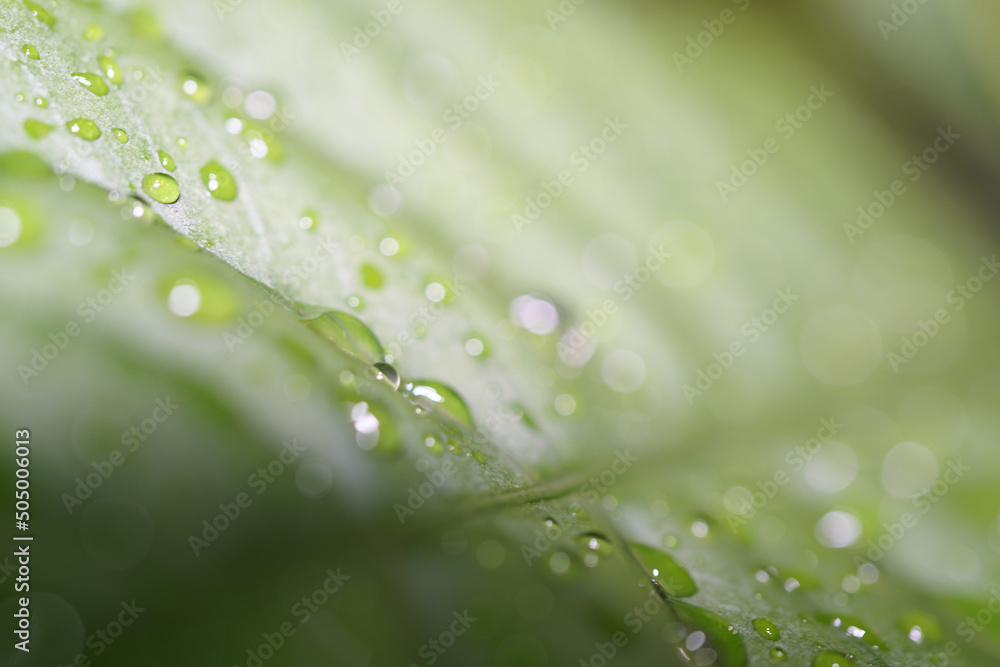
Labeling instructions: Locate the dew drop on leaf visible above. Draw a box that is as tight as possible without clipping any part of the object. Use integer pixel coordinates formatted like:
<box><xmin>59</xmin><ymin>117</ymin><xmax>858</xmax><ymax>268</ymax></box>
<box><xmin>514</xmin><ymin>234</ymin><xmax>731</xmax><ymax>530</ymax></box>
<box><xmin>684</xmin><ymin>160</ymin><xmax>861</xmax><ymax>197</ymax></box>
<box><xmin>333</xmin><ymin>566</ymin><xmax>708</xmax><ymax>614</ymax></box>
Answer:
<box><xmin>373</xmin><ymin>361</ymin><xmax>400</xmax><ymax>390</ymax></box>
<box><xmin>673</xmin><ymin>601</ymin><xmax>748</xmax><ymax>667</ymax></box>
<box><xmin>403</xmin><ymin>381</ymin><xmax>474</xmax><ymax>429</ymax></box>
<box><xmin>770</xmin><ymin>647</ymin><xmax>788</xmax><ymax>661</ymax></box>
<box><xmin>180</xmin><ymin>73</ymin><xmax>211</xmax><ymax>103</ymax></box>
<box><xmin>752</xmin><ymin>617</ymin><xmax>781</xmax><ymax>641</ymax></box>
<box><xmin>83</xmin><ymin>24</ymin><xmax>104</xmax><ymax>41</ymax></box>
<box><xmin>812</xmin><ymin>651</ymin><xmax>856</xmax><ymax>667</ymax></box>
<box><xmin>23</xmin><ymin>1</ymin><xmax>55</xmax><ymax>27</ymax></box>
<box><xmin>361</xmin><ymin>263</ymin><xmax>383</xmax><ymax>289</ymax></box>
<box><xmin>112</xmin><ymin>128</ymin><xmax>128</xmax><ymax>143</ymax></box>
<box><xmin>200</xmin><ymin>160</ymin><xmax>237</xmax><ymax>200</ymax></box>
<box><xmin>34</xmin><ymin>96</ymin><xmax>47</xmax><ymax>108</ymax></box>
<box><xmin>141</xmin><ymin>173</ymin><xmax>180</xmax><ymax>204</ymax></box>
<box><xmin>23</xmin><ymin>119</ymin><xmax>53</xmax><ymax>139</ymax></box>
<box><xmin>628</xmin><ymin>543</ymin><xmax>697</xmax><ymax>597</ymax></box>
<box><xmin>72</xmin><ymin>72</ymin><xmax>110</xmax><ymax>96</ymax></box>
<box><xmin>898</xmin><ymin>611</ymin><xmax>942</xmax><ymax>645</ymax></box>
<box><xmin>157</xmin><ymin>151</ymin><xmax>176</xmax><ymax>171</ymax></box>
<box><xmin>297</xmin><ymin>308</ymin><xmax>386</xmax><ymax>365</ymax></box>
<box><xmin>21</xmin><ymin>44</ymin><xmax>39</xmax><ymax>60</ymax></box>
<box><xmin>97</xmin><ymin>54</ymin><xmax>123</xmax><ymax>85</ymax></box>
<box><xmin>816</xmin><ymin>613</ymin><xmax>886</xmax><ymax>649</ymax></box>
<box><xmin>65</xmin><ymin>118</ymin><xmax>101</xmax><ymax>140</ymax></box>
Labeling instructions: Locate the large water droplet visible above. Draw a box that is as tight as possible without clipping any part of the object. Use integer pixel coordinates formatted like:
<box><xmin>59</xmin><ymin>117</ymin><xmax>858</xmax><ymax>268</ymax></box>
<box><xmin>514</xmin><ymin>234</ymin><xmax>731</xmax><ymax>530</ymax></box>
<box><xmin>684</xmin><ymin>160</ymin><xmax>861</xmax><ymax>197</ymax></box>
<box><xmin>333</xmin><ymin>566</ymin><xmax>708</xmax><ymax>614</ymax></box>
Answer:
<box><xmin>112</xmin><ymin>128</ymin><xmax>128</xmax><ymax>143</ymax></box>
<box><xmin>21</xmin><ymin>44</ymin><xmax>39</xmax><ymax>60</ymax></box>
<box><xmin>200</xmin><ymin>160</ymin><xmax>237</xmax><ymax>200</ymax></box>
<box><xmin>72</xmin><ymin>72</ymin><xmax>109</xmax><ymax>96</ymax></box>
<box><xmin>24</xmin><ymin>119</ymin><xmax>53</xmax><ymax>139</ymax></box>
<box><xmin>403</xmin><ymin>381</ymin><xmax>474</xmax><ymax>429</ymax></box>
<box><xmin>141</xmin><ymin>173</ymin><xmax>180</xmax><ymax>204</ymax></box>
<box><xmin>97</xmin><ymin>54</ymin><xmax>123</xmax><ymax>85</ymax></box>
<box><xmin>629</xmin><ymin>543</ymin><xmax>697</xmax><ymax>597</ymax></box>
<box><xmin>297</xmin><ymin>308</ymin><xmax>385</xmax><ymax>364</ymax></box>
<box><xmin>66</xmin><ymin>118</ymin><xmax>100</xmax><ymax>141</ymax></box>
<box><xmin>24</xmin><ymin>1</ymin><xmax>55</xmax><ymax>26</ymax></box>
<box><xmin>373</xmin><ymin>362</ymin><xmax>400</xmax><ymax>390</ymax></box>
<box><xmin>158</xmin><ymin>151</ymin><xmax>176</xmax><ymax>171</ymax></box>
<box><xmin>752</xmin><ymin>618</ymin><xmax>780</xmax><ymax>641</ymax></box>
<box><xmin>812</xmin><ymin>651</ymin><xmax>856</xmax><ymax>667</ymax></box>
<box><xmin>674</xmin><ymin>601</ymin><xmax>748</xmax><ymax>667</ymax></box>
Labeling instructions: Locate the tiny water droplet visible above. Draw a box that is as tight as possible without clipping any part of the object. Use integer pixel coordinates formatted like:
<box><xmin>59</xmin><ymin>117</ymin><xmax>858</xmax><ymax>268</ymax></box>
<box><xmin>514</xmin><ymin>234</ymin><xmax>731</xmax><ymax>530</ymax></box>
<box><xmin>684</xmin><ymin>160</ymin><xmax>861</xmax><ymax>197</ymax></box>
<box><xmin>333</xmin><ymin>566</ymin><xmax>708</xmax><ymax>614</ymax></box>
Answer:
<box><xmin>423</xmin><ymin>435</ymin><xmax>443</xmax><ymax>455</ymax></box>
<box><xmin>298</xmin><ymin>209</ymin><xmax>316</xmax><ymax>230</ymax></box>
<box><xmin>816</xmin><ymin>614</ymin><xmax>886</xmax><ymax>649</ymax></box>
<box><xmin>112</xmin><ymin>128</ymin><xmax>128</xmax><ymax>143</ymax></box>
<box><xmin>200</xmin><ymin>160</ymin><xmax>237</xmax><ymax>200</ymax></box>
<box><xmin>898</xmin><ymin>611</ymin><xmax>942</xmax><ymax>645</ymax></box>
<box><xmin>346</xmin><ymin>295</ymin><xmax>363</xmax><ymax>309</ymax></box>
<box><xmin>812</xmin><ymin>651</ymin><xmax>856</xmax><ymax>667</ymax></box>
<box><xmin>83</xmin><ymin>24</ymin><xmax>104</xmax><ymax>40</ymax></box>
<box><xmin>176</xmin><ymin>137</ymin><xmax>188</xmax><ymax>149</ymax></box>
<box><xmin>141</xmin><ymin>173</ymin><xmax>180</xmax><ymax>204</ymax></box>
<box><xmin>24</xmin><ymin>1</ymin><xmax>55</xmax><ymax>27</ymax></box>
<box><xmin>97</xmin><ymin>54</ymin><xmax>123</xmax><ymax>85</ymax></box>
<box><xmin>158</xmin><ymin>150</ymin><xmax>176</xmax><ymax>171</ymax></box>
<box><xmin>373</xmin><ymin>362</ymin><xmax>400</xmax><ymax>390</ymax></box>
<box><xmin>33</xmin><ymin>96</ymin><xmax>47</xmax><ymax>108</ymax></box>
<box><xmin>72</xmin><ymin>72</ymin><xmax>110</xmax><ymax>96</ymax></box>
<box><xmin>24</xmin><ymin>119</ymin><xmax>53</xmax><ymax>139</ymax></box>
<box><xmin>752</xmin><ymin>618</ymin><xmax>781</xmax><ymax>641</ymax></box>
<box><xmin>465</xmin><ymin>337</ymin><xmax>486</xmax><ymax>357</ymax></box>
<box><xmin>770</xmin><ymin>647</ymin><xmax>788</xmax><ymax>661</ymax></box>
<box><xmin>577</xmin><ymin>532</ymin><xmax>613</xmax><ymax>567</ymax></box>
<box><xmin>629</xmin><ymin>543</ymin><xmax>697</xmax><ymax>597</ymax></box>
<box><xmin>66</xmin><ymin>118</ymin><xmax>101</xmax><ymax>141</ymax></box>
<box><xmin>403</xmin><ymin>381</ymin><xmax>474</xmax><ymax>429</ymax></box>
<box><xmin>14</xmin><ymin>93</ymin><xmax>25</xmax><ymax>103</ymax></box>
<box><xmin>21</xmin><ymin>44</ymin><xmax>39</xmax><ymax>60</ymax></box>
<box><xmin>180</xmin><ymin>73</ymin><xmax>211</xmax><ymax>103</ymax></box>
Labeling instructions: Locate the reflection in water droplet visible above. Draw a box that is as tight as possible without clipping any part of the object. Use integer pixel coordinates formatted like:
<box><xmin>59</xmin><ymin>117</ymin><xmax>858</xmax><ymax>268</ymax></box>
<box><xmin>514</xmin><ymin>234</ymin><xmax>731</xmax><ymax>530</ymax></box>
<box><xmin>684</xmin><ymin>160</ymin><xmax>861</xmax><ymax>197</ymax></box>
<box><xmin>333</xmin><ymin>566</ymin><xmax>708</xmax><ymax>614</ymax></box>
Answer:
<box><xmin>373</xmin><ymin>362</ymin><xmax>400</xmax><ymax>390</ymax></box>
<box><xmin>24</xmin><ymin>1</ymin><xmax>55</xmax><ymax>26</ymax></box>
<box><xmin>97</xmin><ymin>54</ymin><xmax>123</xmax><ymax>84</ymax></box>
<box><xmin>112</xmin><ymin>128</ymin><xmax>128</xmax><ymax>143</ymax></box>
<box><xmin>141</xmin><ymin>173</ymin><xmax>180</xmax><ymax>204</ymax></box>
<box><xmin>752</xmin><ymin>618</ymin><xmax>781</xmax><ymax>641</ymax></box>
<box><xmin>817</xmin><ymin>613</ymin><xmax>886</xmax><ymax>649</ymax></box>
<box><xmin>770</xmin><ymin>647</ymin><xmax>787</xmax><ymax>661</ymax></box>
<box><xmin>200</xmin><ymin>160</ymin><xmax>237</xmax><ymax>200</ymax></box>
<box><xmin>898</xmin><ymin>611</ymin><xmax>942</xmax><ymax>645</ymax></box>
<box><xmin>298</xmin><ymin>308</ymin><xmax>385</xmax><ymax>365</ymax></box>
<box><xmin>629</xmin><ymin>543</ymin><xmax>697</xmax><ymax>597</ymax></box>
<box><xmin>34</xmin><ymin>96</ymin><xmax>47</xmax><ymax>108</ymax></box>
<box><xmin>72</xmin><ymin>72</ymin><xmax>109</xmax><ymax>96</ymax></box>
<box><xmin>158</xmin><ymin>150</ymin><xmax>176</xmax><ymax>171</ymax></box>
<box><xmin>66</xmin><ymin>118</ymin><xmax>101</xmax><ymax>141</ymax></box>
<box><xmin>404</xmin><ymin>380</ymin><xmax>473</xmax><ymax>429</ymax></box>
<box><xmin>22</xmin><ymin>44</ymin><xmax>39</xmax><ymax>59</ymax></box>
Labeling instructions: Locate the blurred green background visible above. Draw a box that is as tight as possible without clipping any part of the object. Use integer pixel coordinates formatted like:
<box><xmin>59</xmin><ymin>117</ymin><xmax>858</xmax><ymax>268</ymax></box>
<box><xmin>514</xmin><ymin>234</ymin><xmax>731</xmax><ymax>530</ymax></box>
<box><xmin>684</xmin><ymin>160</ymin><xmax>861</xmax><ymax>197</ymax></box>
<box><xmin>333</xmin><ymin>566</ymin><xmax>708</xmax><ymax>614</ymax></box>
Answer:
<box><xmin>2</xmin><ymin>0</ymin><xmax>1000</xmax><ymax>665</ymax></box>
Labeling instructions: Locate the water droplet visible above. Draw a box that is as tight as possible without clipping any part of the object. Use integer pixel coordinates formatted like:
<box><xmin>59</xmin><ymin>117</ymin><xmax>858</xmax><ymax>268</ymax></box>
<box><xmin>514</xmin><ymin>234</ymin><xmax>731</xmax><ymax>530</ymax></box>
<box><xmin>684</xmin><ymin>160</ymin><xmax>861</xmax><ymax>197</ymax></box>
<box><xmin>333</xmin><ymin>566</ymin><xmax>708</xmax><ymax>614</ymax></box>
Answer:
<box><xmin>33</xmin><ymin>96</ymin><xmax>47</xmax><ymax>108</ymax></box>
<box><xmin>350</xmin><ymin>401</ymin><xmax>400</xmax><ymax>457</ymax></box>
<box><xmin>176</xmin><ymin>137</ymin><xmax>188</xmax><ymax>149</ymax></box>
<box><xmin>346</xmin><ymin>295</ymin><xmax>363</xmax><ymax>309</ymax></box>
<box><xmin>97</xmin><ymin>54</ymin><xmax>123</xmax><ymax>85</ymax></box>
<box><xmin>898</xmin><ymin>611</ymin><xmax>942</xmax><ymax>645</ymax></box>
<box><xmin>72</xmin><ymin>72</ymin><xmax>109</xmax><ymax>96</ymax></box>
<box><xmin>141</xmin><ymin>173</ymin><xmax>180</xmax><ymax>204</ymax></box>
<box><xmin>674</xmin><ymin>602</ymin><xmax>748</xmax><ymax>667</ymax></box>
<box><xmin>14</xmin><ymin>93</ymin><xmax>26</xmax><ymax>103</ymax></box>
<box><xmin>629</xmin><ymin>543</ymin><xmax>697</xmax><ymax>597</ymax></box>
<box><xmin>816</xmin><ymin>614</ymin><xmax>886</xmax><ymax>649</ymax></box>
<box><xmin>24</xmin><ymin>119</ymin><xmax>53</xmax><ymax>139</ymax></box>
<box><xmin>298</xmin><ymin>209</ymin><xmax>316</xmax><ymax>231</ymax></box>
<box><xmin>112</xmin><ymin>128</ymin><xmax>128</xmax><ymax>143</ymax></box>
<box><xmin>577</xmin><ymin>532</ymin><xmax>613</xmax><ymax>567</ymax></box>
<box><xmin>21</xmin><ymin>44</ymin><xmax>39</xmax><ymax>60</ymax></box>
<box><xmin>465</xmin><ymin>336</ymin><xmax>485</xmax><ymax>357</ymax></box>
<box><xmin>298</xmin><ymin>308</ymin><xmax>385</xmax><ymax>364</ymax></box>
<box><xmin>403</xmin><ymin>381</ymin><xmax>473</xmax><ymax>429</ymax></box>
<box><xmin>361</xmin><ymin>263</ymin><xmax>383</xmax><ymax>289</ymax></box>
<box><xmin>200</xmin><ymin>160</ymin><xmax>237</xmax><ymax>200</ymax></box>
<box><xmin>83</xmin><ymin>24</ymin><xmax>104</xmax><ymax>40</ymax></box>
<box><xmin>180</xmin><ymin>73</ymin><xmax>211</xmax><ymax>103</ymax></box>
<box><xmin>373</xmin><ymin>362</ymin><xmax>400</xmax><ymax>390</ymax></box>
<box><xmin>770</xmin><ymin>647</ymin><xmax>788</xmax><ymax>661</ymax></box>
<box><xmin>553</xmin><ymin>393</ymin><xmax>576</xmax><ymax>416</ymax></box>
<box><xmin>752</xmin><ymin>618</ymin><xmax>781</xmax><ymax>641</ymax></box>
<box><xmin>157</xmin><ymin>150</ymin><xmax>176</xmax><ymax>171</ymax></box>
<box><xmin>423</xmin><ymin>435</ymin><xmax>443</xmax><ymax>455</ymax></box>
<box><xmin>24</xmin><ymin>1</ymin><xmax>55</xmax><ymax>27</ymax></box>
<box><xmin>379</xmin><ymin>237</ymin><xmax>399</xmax><ymax>256</ymax></box>
<box><xmin>812</xmin><ymin>651</ymin><xmax>856</xmax><ymax>667</ymax></box>
<box><xmin>65</xmin><ymin>118</ymin><xmax>101</xmax><ymax>141</ymax></box>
